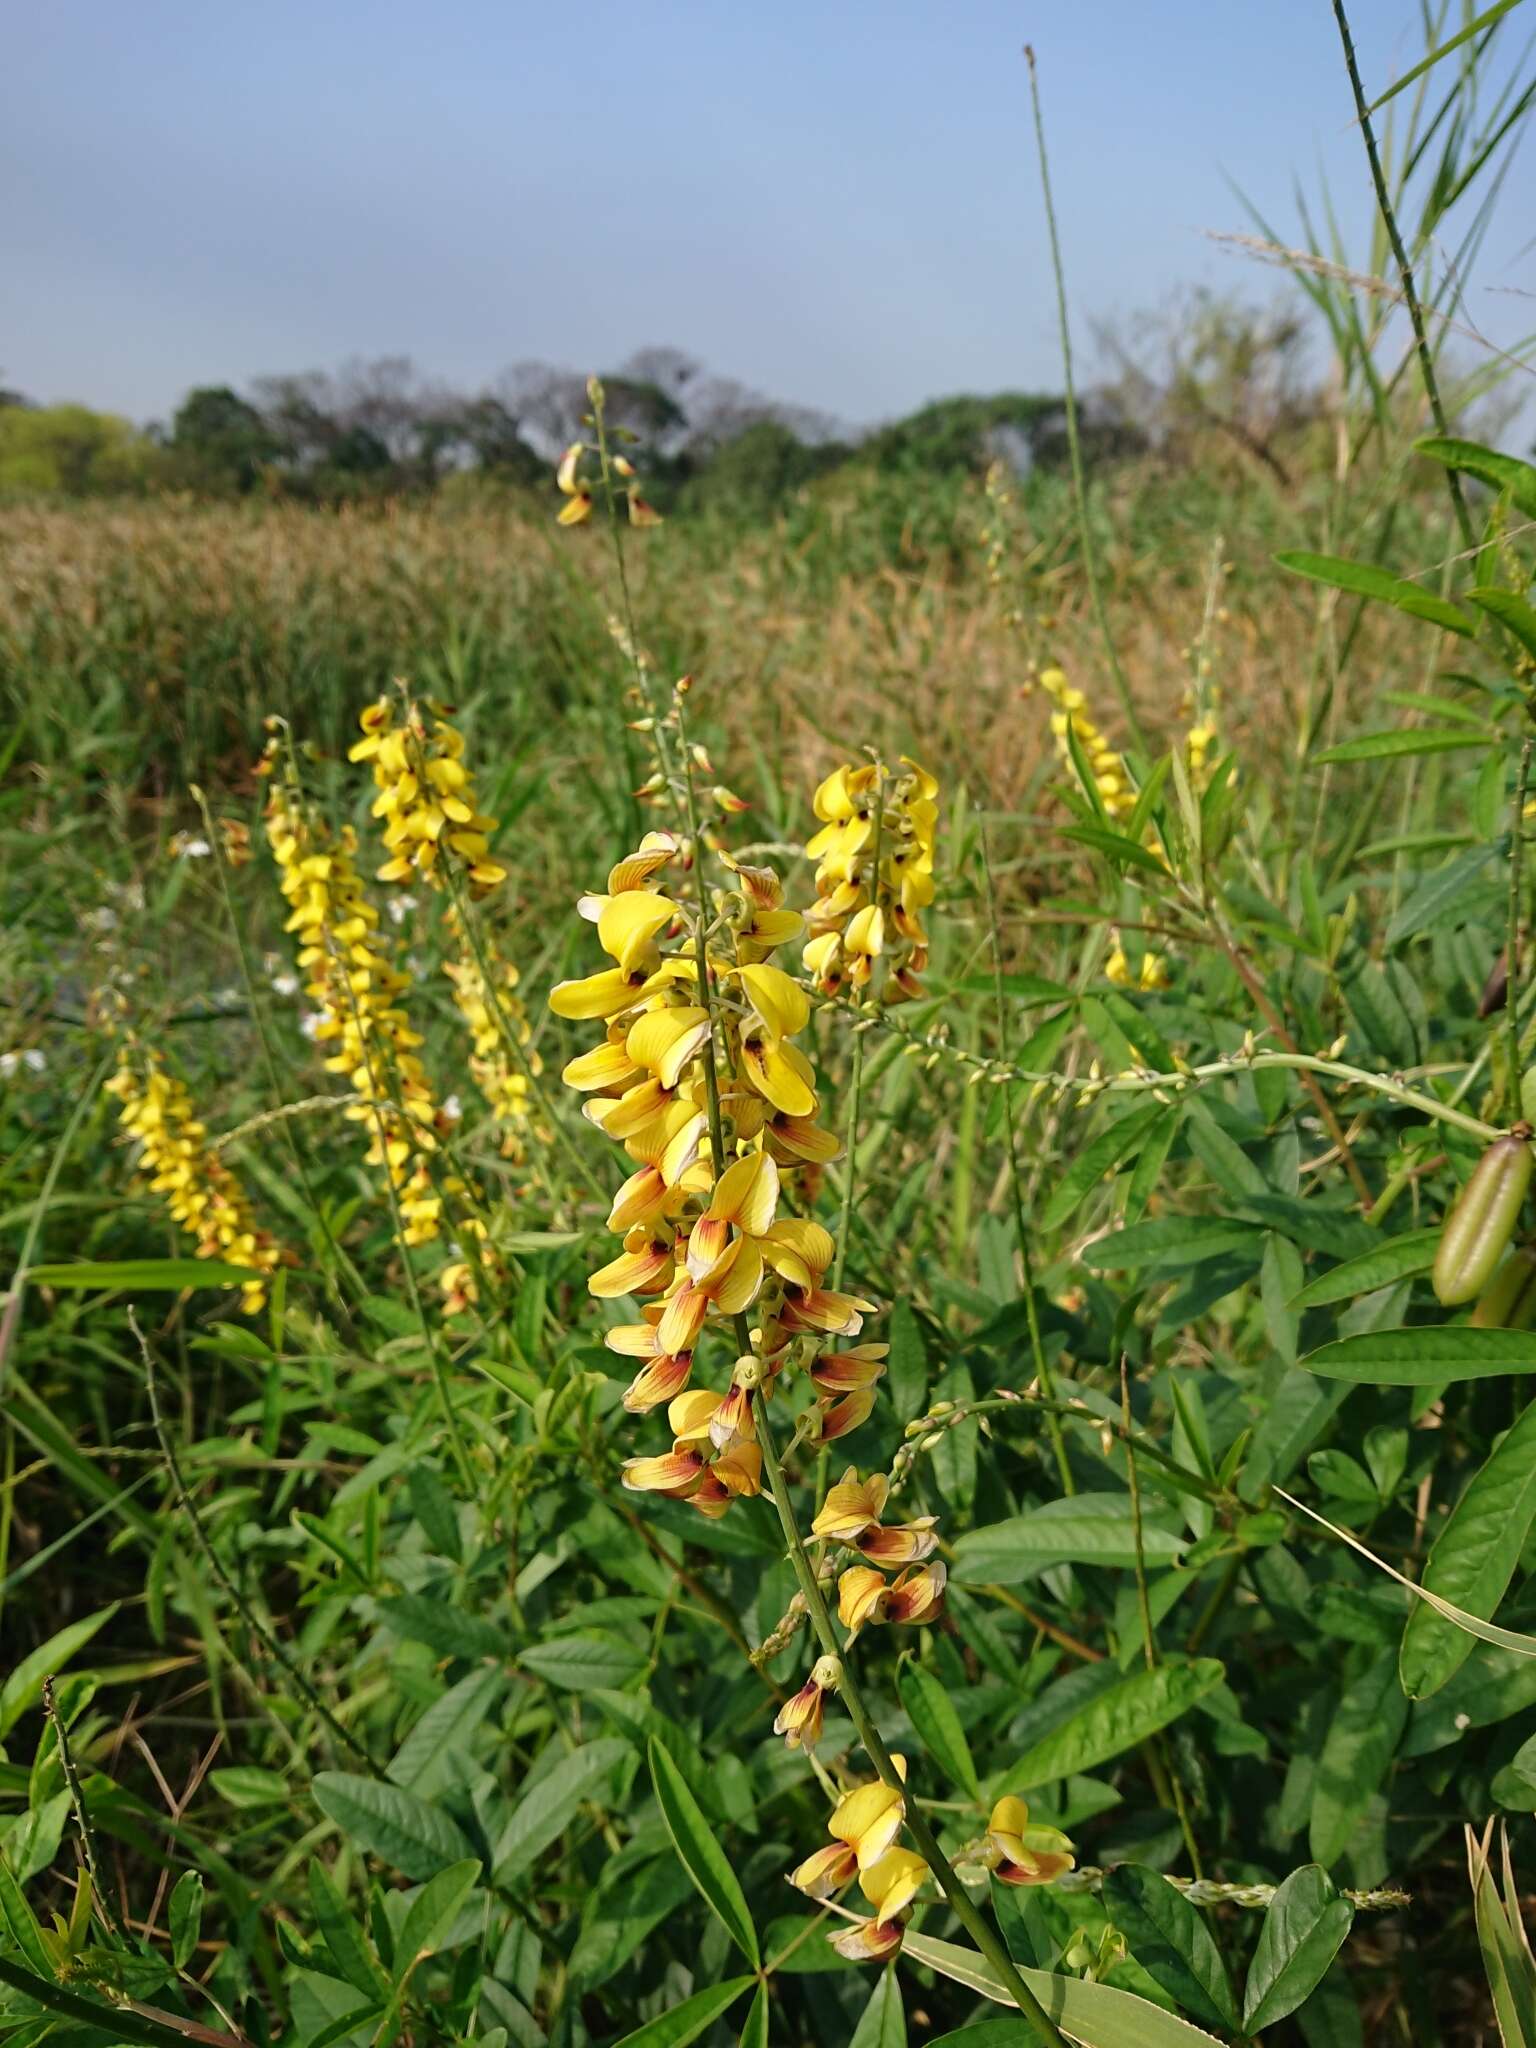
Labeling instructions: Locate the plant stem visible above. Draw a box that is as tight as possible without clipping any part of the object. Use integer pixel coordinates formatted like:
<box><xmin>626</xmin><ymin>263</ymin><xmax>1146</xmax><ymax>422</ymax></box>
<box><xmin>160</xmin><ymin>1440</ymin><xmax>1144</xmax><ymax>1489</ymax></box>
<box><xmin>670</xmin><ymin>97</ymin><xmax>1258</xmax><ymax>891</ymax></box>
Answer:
<box><xmin>981</xmin><ymin>819</ymin><xmax>1073</xmax><ymax>1495</ymax></box>
<box><xmin>1024</xmin><ymin>45</ymin><xmax>1145</xmax><ymax>756</ymax></box>
<box><xmin>1506</xmin><ymin>738</ymin><xmax>1531</xmax><ymax>1118</ymax></box>
<box><xmin>751</xmin><ymin>1392</ymin><xmax>1069</xmax><ymax>2048</ymax></box>
<box><xmin>1329</xmin><ymin>0</ymin><xmax>1475</xmax><ymax>550</ymax></box>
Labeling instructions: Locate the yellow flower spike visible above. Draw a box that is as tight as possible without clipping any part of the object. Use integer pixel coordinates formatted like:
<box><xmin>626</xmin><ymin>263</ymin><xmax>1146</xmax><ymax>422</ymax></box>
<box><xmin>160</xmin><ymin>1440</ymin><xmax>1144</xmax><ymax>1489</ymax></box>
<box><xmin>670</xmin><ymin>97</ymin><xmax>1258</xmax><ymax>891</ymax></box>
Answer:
<box><xmin>986</xmin><ymin>1796</ymin><xmax>1076</xmax><ymax>1887</ymax></box>
<box><xmin>804</xmin><ymin>755</ymin><xmax>938</xmax><ymax>1003</ymax></box>
<box><xmin>105</xmin><ymin>1051</ymin><xmax>289</xmax><ymax>1314</ymax></box>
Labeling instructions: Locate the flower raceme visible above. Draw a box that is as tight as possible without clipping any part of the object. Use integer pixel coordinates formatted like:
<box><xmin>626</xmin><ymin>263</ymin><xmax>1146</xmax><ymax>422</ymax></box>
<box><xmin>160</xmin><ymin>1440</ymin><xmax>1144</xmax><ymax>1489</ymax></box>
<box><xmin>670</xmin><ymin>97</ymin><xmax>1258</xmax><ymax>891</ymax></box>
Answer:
<box><xmin>105</xmin><ymin>1050</ymin><xmax>287</xmax><ymax>1315</ymax></box>
<box><xmin>1033</xmin><ymin>665</ymin><xmax>1136</xmax><ymax>823</ymax></box>
<box><xmin>803</xmin><ymin>758</ymin><xmax>939</xmax><ymax>1004</ymax></box>
<box><xmin>549</xmin><ymin>830</ymin><xmax>875</xmax><ymax>1513</ymax></box>
<box><xmin>791</xmin><ymin>1759</ymin><xmax>930</xmax><ymax>1963</ymax></box>
<box><xmin>263</xmin><ymin>767</ymin><xmax>450</xmax><ymax>1247</ymax></box>
<box><xmin>554</xmin><ymin>420</ymin><xmax>664</xmax><ymax>529</ymax></box>
<box><xmin>349</xmin><ymin>696</ymin><xmax>508</xmax><ymax>896</ymax></box>
<box><xmin>442</xmin><ymin>905</ymin><xmax>539</xmax><ymax>1163</ymax></box>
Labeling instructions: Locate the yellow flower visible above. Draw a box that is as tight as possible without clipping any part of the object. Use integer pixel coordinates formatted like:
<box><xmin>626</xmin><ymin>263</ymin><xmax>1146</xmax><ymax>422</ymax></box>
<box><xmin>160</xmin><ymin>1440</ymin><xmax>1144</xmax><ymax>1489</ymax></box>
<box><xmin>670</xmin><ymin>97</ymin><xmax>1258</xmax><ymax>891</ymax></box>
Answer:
<box><xmin>1105</xmin><ymin>939</ymin><xmax>1171</xmax><ymax>991</ymax></box>
<box><xmin>828</xmin><ymin>1846</ymin><xmax>929</xmax><ymax>1962</ymax></box>
<box><xmin>1035</xmin><ymin>666</ymin><xmax>1136</xmax><ymax>823</ymax></box>
<box><xmin>803</xmin><ymin>757</ymin><xmax>938</xmax><ymax>1004</ymax></box>
<box><xmin>985</xmin><ymin>1796</ymin><xmax>1075</xmax><ymax>1887</ymax></box>
<box><xmin>349</xmin><ymin>697</ymin><xmax>507</xmax><ymax>895</ymax></box>
<box><xmin>105</xmin><ymin>1052</ymin><xmax>287</xmax><ymax>1315</ymax></box>
<box><xmin>263</xmin><ymin>763</ymin><xmax>455</xmax><ymax>1246</ymax></box>
<box><xmin>549</xmin><ymin>817</ymin><xmax>882</xmax><ymax>1512</ymax></box>
<box><xmin>838</xmin><ymin>1560</ymin><xmax>948</xmax><ymax>1637</ymax></box>
<box><xmin>442</xmin><ymin>907</ymin><xmax>539</xmax><ymax>1163</ymax></box>
<box><xmin>773</xmin><ymin>1654</ymin><xmax>841</xmax><ymax>1754</ymax></box>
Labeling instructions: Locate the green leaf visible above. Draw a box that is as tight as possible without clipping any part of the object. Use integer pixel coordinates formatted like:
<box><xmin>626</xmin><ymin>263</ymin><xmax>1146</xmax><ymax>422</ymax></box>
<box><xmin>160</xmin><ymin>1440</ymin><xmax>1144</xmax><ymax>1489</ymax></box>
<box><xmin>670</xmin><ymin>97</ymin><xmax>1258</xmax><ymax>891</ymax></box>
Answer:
<box><xmin>737</xmin><ymin>1983</ymin><xmax>771</xmax><ymax>2048</ymax></box>
<box><xmin>1401</xmin><ymin>1397</ymin><xmax>1536</xmax><ymax>1699</ymax></box>
<box><xmin>950</xmin><ymin>972</ymin><xmax>1072</xmax><ymax>1003</ymax></box>
<box><xmin>168</xmin><ymin>1872</ymin><xmax>204</xmax><ymax>1972</ymax></box>
<box><xmin>1275</xmin><ymin>550</ymin><xmax>1475</xmax><ymax>636</ymax></box>
<box><xmin>610</xmin><ymin>1975</ymin><xmax>757</xmax><ymax>2046</ymax></box>
<box><xmin>997</xmin><ymin>1660</ymin><xmax>1225</xmax><ymax>1792</ymax></box>
<box><xmin>1308</xmin><ymin>1651</ymin><xmax>1408</xmax><ymax>1865</ymax></box>
<box><xmin>312</xmin><ymin>1772</ymin><xmax>475</xmax><ymax>1882</ymax></box>
<box><xmin>394</xmin><ymin>1858</ymin><xmax>481</xmax><ymax>1980</ymax></box>
<box><xmin>0</xmin><ymin>1855</ymin><xmax>56</xmax><ymax>1977</ymax></box>
<box><xmin>648</xmin><ymin>1738</ymin><xmax>759</xmax><ymax>1966</ymax></box>
<box><xmin>1082</xmin><ymin>1215</ymin><xmax>1264</xmax><ymax>1271</ymax></box>
<box><xmin>1467</xmin><ymin>588</ymin><xmax>1536</xmax><ymax>664</ymax></box>
<box><xmin>22</xmin><ymin>1258</ymin><xmax>271</xmax><ymax>1290</ymax></box>
<box><xmin>209</xmin><ymin>1766</ymin><xmax>291</xmax><ymax>1808</ymax></box>
<box><xmin>1301</xmin><ymin>1326</ymin><xmax>1536</xmax><ymax>1384</ymax></box>
<box><xmin>376</xmin><ymin>1594</ymin><xmax>506</xmax><ymax>1662</ymax></box>
<box><xmin>307</xmin><ymin>1861</ymin><xmax>391</xmax><ymax>2000</ymax></box>
<box><xmin>1366</xmin><ymin>4</ymin><xmax>1529</xmax><ymax>113</ymax></box>
<box><xmin>1289</xmin><ymin>1231</ymin><xmax>1440</xmax><ymax>1308</ymax></box>
<box><xmin>1315</xmin><ymin>728</ymin><xmax>1490</xmax><ymax>764</ymax></box>
<box><xmin>386</xmin><ymin>1668</ymin><xmax>504</xmax><ymax>1797</ymax></box>
<box><xmin>1040</xmin><ymin>1105</ymin><xmax>1166</xmax><ymax>1231</ymax></box>
<box><xmin>903</xmin><ymin>1932</ymin><xmax>1227</xmax><ymax>2045</ymax></box>
<box><xmin>1100</xmin><ymin>1864</ymin><xmax>1239</xmax><ymax>2030</ymax></box>
<box><xmin>1417</xmin><ymin>435</ymin><xmax>1536</xmax><ymax>521</ymax></box>
<box><xmin>518</xmin><ymin>1632</ymin><xmax>649</xmax><ymax>1691</ymax></box>
<box><xmin>953</xmin><ymin>1494</ymin><xmax>1187</xmax><ymax>1583</ymax></box>
<box><xmin>0</xmin><ymin>1603</ymin><xmax>119</xmax><ymax>1738</ymax></box>
<box><xmin>1242</xmin><ymin>1865</ymin><xmax>1355</xmax><ymax>2032</ymax></box>
<box><xmin>899</xmin><ymin>1660</ymin><xmax>980</xmax><ymax>1797</ymax></box>
<box><xmin>1468</xmin><ymin>1825</ymin><xmax>1536</xmax><ymax>2047</ymax></box>
<box><xmin>1385</xmin><ymin>843</ymin><xmax>1500</xmax><ymax>946</ymax></box>
<box><xmin>886</xmin><ymin>1299</ymin><xmax>929</xmax><ymax>1423</ymax></box>
<box><xmin>406</xmin><ymin>1467</ymin><xmax>462</xmax><ymax>1562</ymax></box>
<box><xmin>1060</xmin><ymin>823</ymin><xmax>1172</xmax><ymax>877</ymax></box>
<box><xmin>494</xmin><ymin>1738</ymin><xmax>630</xmax><ymax>1886</ymax></box>
<box><xmin>850</xmin><ymin>1968</ymin><xmax>907</xmax><ymax>2048</ymax></box>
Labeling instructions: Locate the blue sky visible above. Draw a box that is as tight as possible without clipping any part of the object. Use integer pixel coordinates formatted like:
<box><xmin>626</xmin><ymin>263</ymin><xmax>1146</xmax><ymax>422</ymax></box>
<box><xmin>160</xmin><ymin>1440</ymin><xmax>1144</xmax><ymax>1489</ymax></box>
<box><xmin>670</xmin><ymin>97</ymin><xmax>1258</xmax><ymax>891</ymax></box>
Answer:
<box><xmin>5</xmin><ymin>1</ymin><xmax>1533</xmax><ymax>429</ymax></box>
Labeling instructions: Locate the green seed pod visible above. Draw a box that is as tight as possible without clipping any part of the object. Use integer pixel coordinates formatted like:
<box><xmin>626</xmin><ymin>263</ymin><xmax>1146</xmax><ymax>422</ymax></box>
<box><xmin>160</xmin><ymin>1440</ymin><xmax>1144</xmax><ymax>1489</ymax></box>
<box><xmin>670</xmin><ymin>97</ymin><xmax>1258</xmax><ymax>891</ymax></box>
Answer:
<box><xmin>1433</xmin><ymin>1133</ymin><xmax>1535</xmax><ymax>1307</ymax></box>
<box><xmin>1470</xmin><ymin>1242</ymin><xmax>1536</xmax><ymax>1328</ymax></box>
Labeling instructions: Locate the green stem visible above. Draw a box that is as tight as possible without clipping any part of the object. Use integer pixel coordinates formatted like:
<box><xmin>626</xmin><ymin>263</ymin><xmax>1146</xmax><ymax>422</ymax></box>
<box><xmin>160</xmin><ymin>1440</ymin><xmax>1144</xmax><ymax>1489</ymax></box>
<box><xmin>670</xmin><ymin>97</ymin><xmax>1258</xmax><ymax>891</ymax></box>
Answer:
<box><xmin>980</xmin><ymin>819</ymin><xmax>1073</xmax><ymax>1495</ymax></box>
<box><xmin>439</xmin><ymin>860</ymin><xmax>607</xmax><ymax>1205</ymax></box>
<box><xmin>1329</xmin><ymin>0</ymin><xmax>1475</xmax><ymax>550</ymax></box>
<box><xmin>752</xmin><ymin>1394</ymin><xmax>1069</xmax><ymax>2048</ymax></box>
<box><xmin>1024</xmin><ymin>45</ymin><xmax>1145</xmax><ymax>756</ymax></box>
<box><xmin>0</xmin><ymin>1956</ymin><xmax>246</xmax><ymax>2048</ymax></box>
<box><xmin>1506</xmin><ymin>738</ymin><xmax>1530</xmax><ymax>1119</ymax></box>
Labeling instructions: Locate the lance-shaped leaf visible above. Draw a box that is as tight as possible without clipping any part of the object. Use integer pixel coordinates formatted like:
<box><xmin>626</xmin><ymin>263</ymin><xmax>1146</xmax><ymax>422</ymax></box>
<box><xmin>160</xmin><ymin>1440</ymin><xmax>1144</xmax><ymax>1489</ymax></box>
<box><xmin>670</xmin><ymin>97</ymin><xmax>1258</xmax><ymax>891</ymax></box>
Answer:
<box><xmin>1242</xmin><ymin>1865</ymin><xmax>1355</xmax><ymax>2032</ymax></box>
<box><xmin>648</xmin><ymin>1739</ymin><xmax>759</xmax><ymax>1967</ymax></box>
<box><xmin>1101</xmin><ymin>1864</ymin><xmax>1239</xmax><ymax>2030</ymax></box>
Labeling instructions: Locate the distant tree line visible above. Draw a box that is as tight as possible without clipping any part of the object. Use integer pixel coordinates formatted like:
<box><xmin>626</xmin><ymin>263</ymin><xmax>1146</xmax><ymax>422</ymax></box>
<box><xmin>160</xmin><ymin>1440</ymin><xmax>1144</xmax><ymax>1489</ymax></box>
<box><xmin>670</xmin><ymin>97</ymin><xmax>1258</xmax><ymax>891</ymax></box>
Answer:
<box><xmin>0</xmin><ymin>345</ymin><xmax>1090</xmax><ymax>508</ymax></box>
<box><xmin>2</xmin><ymin>296</ymin><xmax>1379</xmax><ymax>507</ymax></box>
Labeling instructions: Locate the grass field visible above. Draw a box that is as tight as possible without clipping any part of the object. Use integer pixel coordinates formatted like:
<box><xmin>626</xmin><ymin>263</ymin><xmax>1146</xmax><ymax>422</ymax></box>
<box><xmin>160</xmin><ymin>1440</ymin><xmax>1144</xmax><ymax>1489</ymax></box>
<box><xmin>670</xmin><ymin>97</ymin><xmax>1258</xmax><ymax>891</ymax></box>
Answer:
<box><xmin>5</xmin><ymin>14</ymin><xmax>1536</xmax><ymax>2048</ymax></box>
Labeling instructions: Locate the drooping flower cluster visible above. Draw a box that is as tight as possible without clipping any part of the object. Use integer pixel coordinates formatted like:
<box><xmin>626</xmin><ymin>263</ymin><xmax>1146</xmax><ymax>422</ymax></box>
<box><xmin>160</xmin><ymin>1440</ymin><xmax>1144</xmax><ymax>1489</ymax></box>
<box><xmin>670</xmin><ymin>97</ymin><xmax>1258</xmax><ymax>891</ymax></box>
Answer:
<box><xmin>1033</xmin><ymin>664</ymin><xmax>1135</xmax><ymax>823</ymax></box>
<box><xmin>263</xmin><ymin>767</ymin><xmax>448</xmax><ymax>1245</ymax></box>
<box><xmin>803</xmin><ymin>759</ymin><xmax>939</xmax><ymax>1004</ymax></box>
<box><xmin>790</xmin><ymin>1759</ymin><xmax>929</xmax><ymax>1962</ymax></box>
<box><xmin>349</xmin><ymin>697</ymin><xmax>508</xmax><ymax>896</ymax></box>
<box><xmin>442</xmin><ymin>907</ymin><xmax>539</xmax><ymax>1163</ymax></box>
<box><xmin>811</xmin><ymin>1468</ymin><xmax>947</xmax><ymax>1643</ymax></box>
<box><xmin>105</xmin><ymin>1050</ymin><xmax>287</xmax><ymax>1314</ymax></box>
<box><xmin>549</xmin><ymin>829</ymin><xmax>876</xmax><ymax>1515</ymax></box>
